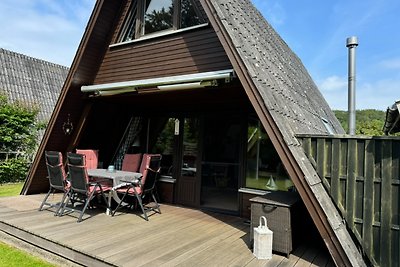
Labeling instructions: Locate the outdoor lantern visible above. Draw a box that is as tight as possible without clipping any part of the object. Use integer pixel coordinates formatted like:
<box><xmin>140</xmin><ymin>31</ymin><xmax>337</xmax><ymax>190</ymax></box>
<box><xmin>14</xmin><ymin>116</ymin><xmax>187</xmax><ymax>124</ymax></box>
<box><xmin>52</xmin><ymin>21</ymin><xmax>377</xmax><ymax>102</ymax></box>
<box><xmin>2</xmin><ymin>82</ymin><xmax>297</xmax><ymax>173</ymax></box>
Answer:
<box><xmin>253</xmin><ymin>216</ymin><xmax>273</xmax><ymax>260</ymax></box>
<box><xmin>62</xmin><ymin>114</ymin><xmax>73</xmax><ymax>135</ymax></box>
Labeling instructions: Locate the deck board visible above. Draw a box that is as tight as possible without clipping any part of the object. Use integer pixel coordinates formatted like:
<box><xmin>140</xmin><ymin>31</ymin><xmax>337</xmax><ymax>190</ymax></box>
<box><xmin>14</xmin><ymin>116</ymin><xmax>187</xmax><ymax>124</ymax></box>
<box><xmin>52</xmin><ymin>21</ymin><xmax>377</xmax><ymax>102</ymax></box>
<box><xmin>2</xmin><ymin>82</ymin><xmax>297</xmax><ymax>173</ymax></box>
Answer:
<box><xmin>0</xmin><ymin>195</ymin><xmax>334</xmax><ymax>266</ymax></box>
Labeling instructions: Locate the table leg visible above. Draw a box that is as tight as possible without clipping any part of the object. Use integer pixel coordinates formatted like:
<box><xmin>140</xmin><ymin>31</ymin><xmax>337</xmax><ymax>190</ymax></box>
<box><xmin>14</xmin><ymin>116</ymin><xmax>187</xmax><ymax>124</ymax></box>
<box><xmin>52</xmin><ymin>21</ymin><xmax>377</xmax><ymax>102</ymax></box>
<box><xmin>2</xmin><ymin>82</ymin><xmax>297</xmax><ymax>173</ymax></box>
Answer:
<box><xmin>107</xmin><ymin>189</ymin><xmax>129</xmax><ymax>215</ymax></box>
<box><xmin>106</xmin><ymin>190</ymin><xmax>113</xmax><ymax>215</ymax></box>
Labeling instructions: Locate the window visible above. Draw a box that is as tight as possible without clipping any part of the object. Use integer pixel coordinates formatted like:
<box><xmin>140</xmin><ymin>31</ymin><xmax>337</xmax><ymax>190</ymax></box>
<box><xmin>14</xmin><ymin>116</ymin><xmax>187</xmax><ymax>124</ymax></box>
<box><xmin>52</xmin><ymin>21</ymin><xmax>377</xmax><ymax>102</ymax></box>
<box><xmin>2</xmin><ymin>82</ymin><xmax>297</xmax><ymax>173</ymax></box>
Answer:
<box><xmin>181</xmin><ymin>0</ymin><xmax>202</xmax><ymax>28</ymax></box>
<box><xmin>118</xmin><ymin>1</ymin><xmax>138</xmax><ymax>42</ymax></box>
<box><xmin>245</xmin><ymin>118</ymin><xmax>294</xmax><ymax>191</ymax></box>
<box><xmin>118</xmin><ymin>0</ymin><xmax>205</xmax><ymax>43</ymax></box>
<box><xmin>144</xmin><ymin>0</ymin><xmax>174</xmax><ymax>35</ymax></box>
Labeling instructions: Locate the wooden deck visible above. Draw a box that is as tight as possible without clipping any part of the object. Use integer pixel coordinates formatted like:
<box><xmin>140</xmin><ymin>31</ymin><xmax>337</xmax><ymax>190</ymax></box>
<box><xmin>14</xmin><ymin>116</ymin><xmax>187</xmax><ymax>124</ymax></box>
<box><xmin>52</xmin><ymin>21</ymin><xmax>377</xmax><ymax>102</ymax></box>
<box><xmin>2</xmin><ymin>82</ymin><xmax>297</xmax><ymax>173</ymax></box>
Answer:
<box><xmin>0</xmin><ymin>194</ymin><xmax>334</xmax><ymax>266</ymax></box>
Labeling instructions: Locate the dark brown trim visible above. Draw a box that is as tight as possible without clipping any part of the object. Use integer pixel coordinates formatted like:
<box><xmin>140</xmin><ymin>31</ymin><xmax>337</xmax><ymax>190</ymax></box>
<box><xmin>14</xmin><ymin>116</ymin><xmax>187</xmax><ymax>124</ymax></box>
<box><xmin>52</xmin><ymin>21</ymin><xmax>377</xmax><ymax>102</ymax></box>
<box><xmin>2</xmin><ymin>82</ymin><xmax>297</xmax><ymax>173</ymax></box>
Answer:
<box><xmin>66</xmin><ymin>103</ymin><xmax>93</xmax><ymax>153</ymax></box>
<box><xmin>22</xmin><ymin>0</ymin><xmax>125</xmax><ymax>194</ymax></box>
<box><xmin>200</xmin><ymin>0</ymin><xmax>351</xmax><ymax>266</ymax></box>
<box><xmin>21</xmin><ymin>0</ymin><xmax>106</xmax><ymax>195</ymax></box>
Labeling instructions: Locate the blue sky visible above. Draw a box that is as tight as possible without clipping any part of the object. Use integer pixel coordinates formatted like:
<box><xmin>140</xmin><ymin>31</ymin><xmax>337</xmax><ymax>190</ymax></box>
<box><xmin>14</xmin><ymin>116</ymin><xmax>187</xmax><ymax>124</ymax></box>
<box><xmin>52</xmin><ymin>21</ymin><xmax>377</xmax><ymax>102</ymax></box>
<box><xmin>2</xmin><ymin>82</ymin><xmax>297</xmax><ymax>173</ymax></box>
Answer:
<box><xmin>0</xmin><ymin>0</ymin><xmax>399</xmax><ymax>111</ymax></box>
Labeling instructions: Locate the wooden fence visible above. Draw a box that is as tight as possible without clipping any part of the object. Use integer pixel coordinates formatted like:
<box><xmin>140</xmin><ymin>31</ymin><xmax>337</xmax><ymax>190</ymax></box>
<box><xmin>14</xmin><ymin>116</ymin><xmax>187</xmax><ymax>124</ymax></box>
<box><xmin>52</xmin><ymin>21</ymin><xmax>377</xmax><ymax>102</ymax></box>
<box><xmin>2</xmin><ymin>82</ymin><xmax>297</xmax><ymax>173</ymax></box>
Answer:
<box><xmin>297</xmin><ymin>134</ymin><xmax>399</xmax><ymax>267</ymax></box>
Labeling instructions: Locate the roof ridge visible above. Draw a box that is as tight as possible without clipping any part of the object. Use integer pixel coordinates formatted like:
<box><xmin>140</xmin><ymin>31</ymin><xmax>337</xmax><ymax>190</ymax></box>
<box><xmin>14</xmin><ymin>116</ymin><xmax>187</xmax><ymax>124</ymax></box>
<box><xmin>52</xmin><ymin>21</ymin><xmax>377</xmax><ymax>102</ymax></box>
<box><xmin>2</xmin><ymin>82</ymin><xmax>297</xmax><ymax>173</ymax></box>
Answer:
<box><xmin>0</xmin><ymin>48</ymin><xmax>69</xmax><ymax>70</ymax></box>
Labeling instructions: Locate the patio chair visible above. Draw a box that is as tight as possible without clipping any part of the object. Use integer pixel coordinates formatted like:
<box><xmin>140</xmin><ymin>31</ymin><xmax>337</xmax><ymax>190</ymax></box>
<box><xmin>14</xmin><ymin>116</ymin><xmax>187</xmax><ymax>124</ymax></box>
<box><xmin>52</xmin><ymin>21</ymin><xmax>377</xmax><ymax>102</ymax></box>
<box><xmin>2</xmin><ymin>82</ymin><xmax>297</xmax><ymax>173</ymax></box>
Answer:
<box><xmin>62</xmin><ymin>152</ymin><xmax>111</xmax><ymax>222</ymax></box>
<box><xmin>38</xmin><ymin>151</ymin><xmax>70</xmax><ymax>215</ymax></box>
<box><xmin>112</xmin><ymin>154</ymin><xmax>162</xmax><ymax>221</ymax></box>
<box><xmin>121</xmin><ymin>153</ymin><xmax>142</xmax><ymax>172</ymax></box>
<box><xmin>76</xmin><ymin>149</ymin><xmax>99</xmax><ymax>169</ymax></box>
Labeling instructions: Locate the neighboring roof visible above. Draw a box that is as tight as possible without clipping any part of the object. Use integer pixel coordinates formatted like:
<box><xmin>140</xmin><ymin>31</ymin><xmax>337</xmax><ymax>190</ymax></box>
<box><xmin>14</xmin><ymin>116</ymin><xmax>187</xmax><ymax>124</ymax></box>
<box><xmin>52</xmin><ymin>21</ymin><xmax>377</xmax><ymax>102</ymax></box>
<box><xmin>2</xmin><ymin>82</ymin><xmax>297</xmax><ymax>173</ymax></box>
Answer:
<box><xmin>383</xmin><ymin>100</ymin><xmax>400</xmax><ymax>135</ymax></box>
<box><xmin>202</xmin><ymin>0</ymin><xmax>364</xmax><ymax>266</ymax></box>
<box><xmin>0</xmin><ymin>48</ymin><xmax>69</xmax><ymax>123</ymax></box>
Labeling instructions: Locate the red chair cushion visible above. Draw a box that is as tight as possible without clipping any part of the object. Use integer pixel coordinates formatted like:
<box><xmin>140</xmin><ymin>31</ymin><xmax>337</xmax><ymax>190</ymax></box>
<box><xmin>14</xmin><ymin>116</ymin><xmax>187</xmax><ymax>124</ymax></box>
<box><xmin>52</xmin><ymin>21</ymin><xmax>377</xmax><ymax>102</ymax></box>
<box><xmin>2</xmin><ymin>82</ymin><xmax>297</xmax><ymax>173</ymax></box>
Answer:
<box><xmin>122</xmin><ymin>153</ymin><xmax>142</xmax><ymax>172</ymax></box>
<box><xmin>76</xmin><ymin>149</ymin><xmax>99</xmax><ymax>170</ymax></box>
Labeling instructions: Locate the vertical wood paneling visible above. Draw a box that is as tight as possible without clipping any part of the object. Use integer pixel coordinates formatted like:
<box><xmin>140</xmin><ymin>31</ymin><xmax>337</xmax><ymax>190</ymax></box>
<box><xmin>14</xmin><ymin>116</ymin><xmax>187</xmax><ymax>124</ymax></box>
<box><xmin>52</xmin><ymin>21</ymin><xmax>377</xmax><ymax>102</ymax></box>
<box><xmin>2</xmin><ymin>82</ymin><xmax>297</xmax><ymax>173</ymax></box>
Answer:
<box><xmin>331</xmin><ymin>139</ymin><xmax>340</xmax><ymax>203</ymax></box>
<box><xmin>363</xmin><ymin>139</ymin><xmax>375</xmax><ymax>264</ymax></box>
<box><xmin>381</xmin><ymin>140</ymin><xmax>392</xmax><ymax>267</ymax></box>
<box><xmin>346</xmin><ymin>139</ymin><xmax>357</xmax><ymax>228</ymax></box>
<box><xmin>325</xmin><ymin>139</ymin><xmax>332</xmax><ymax>185</ymax></box>
<box><xmin>299</xmin><ymin>135</ymin><xmax>400</xmax><ymax>267</ymax></box>
<box><xmin>316</xmin><ymin>138</ymin><xmax>327</xmax><ymax>188</ymax></box>
<box><xmin>392</xmin><ymin>142</ymin><xmax>400</xmax><ymax>266</ymax></box>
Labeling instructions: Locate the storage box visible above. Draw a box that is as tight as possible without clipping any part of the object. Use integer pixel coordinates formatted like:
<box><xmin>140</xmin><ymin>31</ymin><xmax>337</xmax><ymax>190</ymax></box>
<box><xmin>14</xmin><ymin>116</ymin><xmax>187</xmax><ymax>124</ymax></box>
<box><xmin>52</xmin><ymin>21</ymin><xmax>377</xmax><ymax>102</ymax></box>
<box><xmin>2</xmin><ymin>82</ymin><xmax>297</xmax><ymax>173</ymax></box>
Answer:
<box><xmin>250</xmin><ymin>191</ymin><xmax>300</xmax><ymax>257</ymax></box>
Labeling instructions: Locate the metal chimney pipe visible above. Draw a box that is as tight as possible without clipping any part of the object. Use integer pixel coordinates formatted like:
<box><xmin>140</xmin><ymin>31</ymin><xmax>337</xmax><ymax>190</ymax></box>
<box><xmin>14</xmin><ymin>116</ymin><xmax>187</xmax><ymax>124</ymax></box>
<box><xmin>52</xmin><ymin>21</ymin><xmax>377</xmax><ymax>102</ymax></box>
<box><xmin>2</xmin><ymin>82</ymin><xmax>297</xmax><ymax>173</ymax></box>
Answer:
<box><xmin>346</xmin><ymin>36</ymin><xmax>358</xmax><ymax>135</ymax></box>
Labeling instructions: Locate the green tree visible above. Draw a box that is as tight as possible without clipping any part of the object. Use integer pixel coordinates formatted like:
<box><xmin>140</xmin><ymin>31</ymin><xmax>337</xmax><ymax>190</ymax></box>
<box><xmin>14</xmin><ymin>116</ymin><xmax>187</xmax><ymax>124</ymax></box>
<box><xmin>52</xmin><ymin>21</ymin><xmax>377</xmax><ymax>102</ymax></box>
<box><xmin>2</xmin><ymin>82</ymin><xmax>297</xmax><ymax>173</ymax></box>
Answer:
<box><xmin>144</xmin><ymin>7</ymin><xmax>173</xmax><ymax>34</ymax></box>
<box><xmin>334</xmin><ymin>109</ymin><xmax>391</xmax><ymax>136</ymax></box>
<box><xmin>0</xmin><ymin>92</ymin><xmax>42</xmax><ymax>183</ymax></box>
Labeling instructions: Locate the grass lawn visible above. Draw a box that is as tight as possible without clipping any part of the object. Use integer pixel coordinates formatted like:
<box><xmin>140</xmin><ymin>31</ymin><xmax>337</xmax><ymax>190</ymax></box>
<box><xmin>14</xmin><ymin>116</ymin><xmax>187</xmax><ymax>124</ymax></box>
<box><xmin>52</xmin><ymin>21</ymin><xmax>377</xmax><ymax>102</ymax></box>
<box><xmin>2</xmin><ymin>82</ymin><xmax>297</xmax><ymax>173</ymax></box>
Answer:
<box><xmin>0</xmin><ymin>242</ymin><xmax>55</xmax><ymax>267</ymax></box>
<box><xmin>0</xmin><ymin>182</ymin><xmax>56</xmax><ymax>266</ymax></box>
<box><xmin>0</xmin><ymin>182</ymin><xmax>24</xmax><ymax>197</ymax></box>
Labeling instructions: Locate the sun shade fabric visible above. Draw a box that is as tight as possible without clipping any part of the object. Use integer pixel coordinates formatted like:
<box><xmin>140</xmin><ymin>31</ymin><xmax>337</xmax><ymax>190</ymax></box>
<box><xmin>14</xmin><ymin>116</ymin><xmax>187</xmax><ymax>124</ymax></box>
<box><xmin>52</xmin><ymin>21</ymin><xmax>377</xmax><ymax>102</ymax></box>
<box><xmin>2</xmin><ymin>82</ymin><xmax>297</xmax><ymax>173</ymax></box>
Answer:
<box><xmin>76</xmin><ymin>149</ymin><xmax>99</xmax><ymax>169</ymax></box>
<box><xmin>80</xmin><ymin>69</ymin><xmax>233</xmax><ymax>94</ymax></box>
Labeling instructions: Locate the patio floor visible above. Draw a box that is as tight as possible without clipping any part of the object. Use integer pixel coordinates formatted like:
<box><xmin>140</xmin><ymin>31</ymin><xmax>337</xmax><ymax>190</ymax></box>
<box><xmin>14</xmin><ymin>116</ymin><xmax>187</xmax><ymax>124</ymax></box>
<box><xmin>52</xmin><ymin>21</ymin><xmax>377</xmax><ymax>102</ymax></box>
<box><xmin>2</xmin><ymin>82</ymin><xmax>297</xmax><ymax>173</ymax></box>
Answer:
<box><xmin>0</xmin><ymin>194</ymin><xmax>334</xmax><ymax>266</ymax></box>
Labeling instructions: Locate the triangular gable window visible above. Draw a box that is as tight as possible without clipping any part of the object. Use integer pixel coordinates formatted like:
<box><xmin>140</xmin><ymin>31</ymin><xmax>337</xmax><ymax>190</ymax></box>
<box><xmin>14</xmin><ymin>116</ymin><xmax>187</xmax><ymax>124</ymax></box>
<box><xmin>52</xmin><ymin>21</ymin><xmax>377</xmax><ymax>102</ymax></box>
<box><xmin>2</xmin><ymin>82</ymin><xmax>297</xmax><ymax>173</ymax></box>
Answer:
<box><xmin>118</xmin><ymin>0</ymin><xmax>205</xmax><ymax>43</ymax></box>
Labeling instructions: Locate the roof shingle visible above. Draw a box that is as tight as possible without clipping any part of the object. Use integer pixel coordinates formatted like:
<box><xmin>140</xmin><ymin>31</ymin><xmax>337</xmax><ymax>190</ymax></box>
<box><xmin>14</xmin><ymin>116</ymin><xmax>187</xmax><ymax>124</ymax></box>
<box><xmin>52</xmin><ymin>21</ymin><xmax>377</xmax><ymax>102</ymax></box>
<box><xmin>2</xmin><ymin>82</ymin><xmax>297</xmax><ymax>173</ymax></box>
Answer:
<box><xmin>0</xmin><ymin>48</ymin><xmax>69</xmax><ymax>123</ymax></box>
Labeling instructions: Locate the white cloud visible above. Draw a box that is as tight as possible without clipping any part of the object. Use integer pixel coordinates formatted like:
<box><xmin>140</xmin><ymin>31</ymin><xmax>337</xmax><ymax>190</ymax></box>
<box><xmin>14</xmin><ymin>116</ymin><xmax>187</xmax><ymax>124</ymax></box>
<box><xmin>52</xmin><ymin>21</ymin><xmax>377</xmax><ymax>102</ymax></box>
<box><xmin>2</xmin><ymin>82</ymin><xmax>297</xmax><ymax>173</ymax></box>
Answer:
<box><xmin>379</xmin><ymin>58</ymin><xmax>400</xmax><ymax>70</ymax></box>
<box><xmin>251</xmin><ymin>0</ymin><xmax>286</xmax><ymax>26</ymax></box>
<box><xmin>318</xmin><ymin>76</ymin><xmax>347</xmax><ymax>92</ymax></box>
<box><xmin>0</xmin><ymin>0</ymin><xmax>95</xmax><ymax>66</ymax></box>
<box><xmin>318</xmin><ymin>76</ymin><xmax>400</xmax><ymax>110</ymax></box>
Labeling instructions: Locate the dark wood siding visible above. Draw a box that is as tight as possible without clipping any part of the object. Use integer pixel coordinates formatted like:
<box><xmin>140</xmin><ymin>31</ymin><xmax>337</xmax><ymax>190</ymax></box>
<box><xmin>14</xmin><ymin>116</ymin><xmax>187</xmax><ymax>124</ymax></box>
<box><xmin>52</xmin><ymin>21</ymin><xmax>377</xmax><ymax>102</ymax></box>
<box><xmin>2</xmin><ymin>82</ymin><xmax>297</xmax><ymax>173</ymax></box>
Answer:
<box><xmin>94</xmin><ymin>27</ymin><xmax>232</xmax><ymax>84</ymax></box>
<box><xmin>25</xmin><ymin>0</ymin><xmax>125</xmax><ymax>194</ymax></box>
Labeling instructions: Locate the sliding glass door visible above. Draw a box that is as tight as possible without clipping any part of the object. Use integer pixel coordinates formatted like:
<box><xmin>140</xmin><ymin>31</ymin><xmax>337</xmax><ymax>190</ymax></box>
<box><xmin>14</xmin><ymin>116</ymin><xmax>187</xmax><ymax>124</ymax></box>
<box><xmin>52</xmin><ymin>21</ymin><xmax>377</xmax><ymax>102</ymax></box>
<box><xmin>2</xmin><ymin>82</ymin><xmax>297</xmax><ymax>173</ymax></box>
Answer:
<box><xmin>200</xmin><ymin>115</ymin><xmax>242</xmax><ymax>213</ymax></box>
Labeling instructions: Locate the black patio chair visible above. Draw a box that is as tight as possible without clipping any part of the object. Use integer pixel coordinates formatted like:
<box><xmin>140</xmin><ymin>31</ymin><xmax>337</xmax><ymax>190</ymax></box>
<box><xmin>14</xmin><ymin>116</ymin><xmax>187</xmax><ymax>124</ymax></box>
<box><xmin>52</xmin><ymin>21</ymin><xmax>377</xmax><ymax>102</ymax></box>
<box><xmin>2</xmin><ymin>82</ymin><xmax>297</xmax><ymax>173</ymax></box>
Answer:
<box><xmin>62</xmin><ymin>152</ymin><xmax>111</xmax><ymax>222</ymax></box>
<box><xmin>38</xmin><ymin>151</ymin><xmax>70</xmax><ymax>215</ymax></box>
<box><xmin>112</xmin><ymin>154</ymin><xmax>162</xmax><ymax>221</ymax></box>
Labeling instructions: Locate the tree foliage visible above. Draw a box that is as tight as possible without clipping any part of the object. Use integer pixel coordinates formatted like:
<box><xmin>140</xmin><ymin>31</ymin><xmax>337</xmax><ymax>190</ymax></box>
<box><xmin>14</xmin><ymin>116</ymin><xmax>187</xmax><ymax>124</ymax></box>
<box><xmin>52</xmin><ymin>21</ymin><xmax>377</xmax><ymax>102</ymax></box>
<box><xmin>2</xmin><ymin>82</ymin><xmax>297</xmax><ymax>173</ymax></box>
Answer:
<box><xmin>0</xmin><ymin>92</ymin><xmax>42</xmax><ymax>183</ymax></box>
<box><xmin>334</xmin><ymin>109</ymin><xmax>393</xmax><ymax>136</ymax></box>
<box><xmin>0</xmin><ymin>93</ymin><xmax>40</xmax><ymax>153</ymax></box>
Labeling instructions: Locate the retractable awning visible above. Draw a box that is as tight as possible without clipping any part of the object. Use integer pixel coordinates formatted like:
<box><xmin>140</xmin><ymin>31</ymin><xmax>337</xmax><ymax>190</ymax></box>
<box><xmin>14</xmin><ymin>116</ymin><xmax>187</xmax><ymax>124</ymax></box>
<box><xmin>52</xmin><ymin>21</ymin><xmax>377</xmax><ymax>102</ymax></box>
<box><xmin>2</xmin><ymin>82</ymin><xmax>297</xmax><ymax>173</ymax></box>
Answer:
<box><xmin>81</xmin><ymin>69</ymin><xmax>234</xmax><ymax>96</ymax></box>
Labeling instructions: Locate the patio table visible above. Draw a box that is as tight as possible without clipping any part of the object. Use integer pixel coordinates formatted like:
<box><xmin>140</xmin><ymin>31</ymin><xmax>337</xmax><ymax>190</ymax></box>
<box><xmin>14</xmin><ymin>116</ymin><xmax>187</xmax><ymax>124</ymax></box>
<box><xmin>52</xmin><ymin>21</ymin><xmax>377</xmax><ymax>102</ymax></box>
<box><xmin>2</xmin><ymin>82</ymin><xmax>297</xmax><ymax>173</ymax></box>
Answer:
<box><xmin>87</xmin><ymin>169</ymin><xmax>142</xmax><ymax>215</ymax></box>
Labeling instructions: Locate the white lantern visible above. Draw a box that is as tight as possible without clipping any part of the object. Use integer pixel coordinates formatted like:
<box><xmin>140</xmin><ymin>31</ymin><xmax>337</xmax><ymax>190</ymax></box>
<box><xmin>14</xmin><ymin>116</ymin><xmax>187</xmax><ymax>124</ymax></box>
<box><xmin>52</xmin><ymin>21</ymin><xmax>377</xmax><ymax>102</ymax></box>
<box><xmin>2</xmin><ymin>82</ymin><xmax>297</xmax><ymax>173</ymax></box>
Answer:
<box><xmin>253</xmin><ymin>216</ymin><xmax>273</xmax><ymax>260</ymax></box>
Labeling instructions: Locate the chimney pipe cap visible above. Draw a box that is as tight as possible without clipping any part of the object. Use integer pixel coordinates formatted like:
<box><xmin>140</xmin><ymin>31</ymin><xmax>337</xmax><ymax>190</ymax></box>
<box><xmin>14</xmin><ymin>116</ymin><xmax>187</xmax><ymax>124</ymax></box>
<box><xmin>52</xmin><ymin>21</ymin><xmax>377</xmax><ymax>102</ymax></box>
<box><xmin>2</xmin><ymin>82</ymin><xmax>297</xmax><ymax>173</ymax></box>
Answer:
<box><xmin>346</xmin><ymin>36</ymin><xmax>358</xmax><ymax>47</ymax></box>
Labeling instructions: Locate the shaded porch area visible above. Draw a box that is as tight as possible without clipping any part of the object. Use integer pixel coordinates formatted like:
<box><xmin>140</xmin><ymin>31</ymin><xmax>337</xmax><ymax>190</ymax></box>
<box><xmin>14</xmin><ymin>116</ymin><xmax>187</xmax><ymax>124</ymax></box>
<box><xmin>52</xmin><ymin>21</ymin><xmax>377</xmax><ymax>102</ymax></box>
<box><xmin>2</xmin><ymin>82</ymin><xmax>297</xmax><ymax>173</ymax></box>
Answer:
<box><xmin>0</xmin><ymin>194</ymin><xmax>333</xmax><ymax>266</ymax></box>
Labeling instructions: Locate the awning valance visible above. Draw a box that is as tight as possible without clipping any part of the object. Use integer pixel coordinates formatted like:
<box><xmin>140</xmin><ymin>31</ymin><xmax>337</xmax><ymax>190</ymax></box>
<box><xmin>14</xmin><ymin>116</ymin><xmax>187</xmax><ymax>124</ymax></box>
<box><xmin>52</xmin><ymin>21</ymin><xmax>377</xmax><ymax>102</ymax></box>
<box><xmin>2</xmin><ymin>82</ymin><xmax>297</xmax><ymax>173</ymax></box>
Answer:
<box><xmin>81</xmin><ymin>69</ymin><xmax>234</xmax><ymax>96</ymax></box>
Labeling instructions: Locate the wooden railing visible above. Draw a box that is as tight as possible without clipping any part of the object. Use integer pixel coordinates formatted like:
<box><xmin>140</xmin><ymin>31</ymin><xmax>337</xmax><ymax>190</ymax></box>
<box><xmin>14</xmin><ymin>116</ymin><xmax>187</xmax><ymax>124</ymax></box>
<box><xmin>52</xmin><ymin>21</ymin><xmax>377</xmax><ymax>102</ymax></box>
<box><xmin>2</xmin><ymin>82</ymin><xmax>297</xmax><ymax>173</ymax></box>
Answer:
<box><xmin>297</xmin><ymin>134</ymin><xmax>399</xmax><ymax>267</ymax></box>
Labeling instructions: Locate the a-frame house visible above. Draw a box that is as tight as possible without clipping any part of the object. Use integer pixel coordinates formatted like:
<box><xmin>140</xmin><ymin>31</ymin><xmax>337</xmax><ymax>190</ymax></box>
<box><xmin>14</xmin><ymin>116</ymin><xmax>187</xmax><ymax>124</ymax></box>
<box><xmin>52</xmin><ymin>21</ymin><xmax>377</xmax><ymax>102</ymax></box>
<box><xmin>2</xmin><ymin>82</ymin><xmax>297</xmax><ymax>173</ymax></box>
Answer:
<box><xmin>22</xmin><ymin>0</ymin><xmax>368</xmax><ymax>266</ymax></box>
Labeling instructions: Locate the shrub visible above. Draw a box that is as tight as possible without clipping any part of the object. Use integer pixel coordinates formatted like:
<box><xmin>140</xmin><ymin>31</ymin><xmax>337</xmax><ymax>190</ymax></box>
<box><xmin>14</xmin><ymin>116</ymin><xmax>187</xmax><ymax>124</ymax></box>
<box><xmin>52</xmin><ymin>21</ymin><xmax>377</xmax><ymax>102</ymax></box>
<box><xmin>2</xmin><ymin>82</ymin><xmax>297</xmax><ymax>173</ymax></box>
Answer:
<box><xmin>0</xmin><ymin>158</ymin><xmax>30</xmax><ymax>184</ymax></box>
<box><xmin>0</xmin><ymin>92</ymin><xmax>42</xmax><ymax>184</ymax></box>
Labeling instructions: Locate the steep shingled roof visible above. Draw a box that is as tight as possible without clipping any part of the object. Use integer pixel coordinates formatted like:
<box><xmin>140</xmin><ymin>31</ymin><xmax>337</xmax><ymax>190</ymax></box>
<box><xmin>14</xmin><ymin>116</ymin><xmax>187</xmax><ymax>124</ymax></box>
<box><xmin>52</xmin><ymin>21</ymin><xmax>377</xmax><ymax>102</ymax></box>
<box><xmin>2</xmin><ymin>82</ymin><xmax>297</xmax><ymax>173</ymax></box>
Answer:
<box><xmin>208</xmin><ymin>1</ymin><xmax>344</xmax><ymax>140</ymax></box>
<box><xmin>203</xmin><ymin>0</ymin><xmax>364</xmax><ymax>266</ymax></box>
<box><xmin>0</xmin><ymin>48</ymin><xmax>69</xmax><ymax>123</ymax></box>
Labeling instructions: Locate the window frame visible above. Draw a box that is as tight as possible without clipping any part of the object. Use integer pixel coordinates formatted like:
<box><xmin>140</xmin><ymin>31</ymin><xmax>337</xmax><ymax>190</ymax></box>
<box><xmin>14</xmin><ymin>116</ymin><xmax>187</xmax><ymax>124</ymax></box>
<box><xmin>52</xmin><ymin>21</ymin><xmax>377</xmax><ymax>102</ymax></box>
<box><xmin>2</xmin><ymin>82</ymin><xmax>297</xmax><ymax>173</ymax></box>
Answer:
<box><xmin>115</xmin><ymin>0</ymin><xmax>206</xmax><ymax>45</ymax></box>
